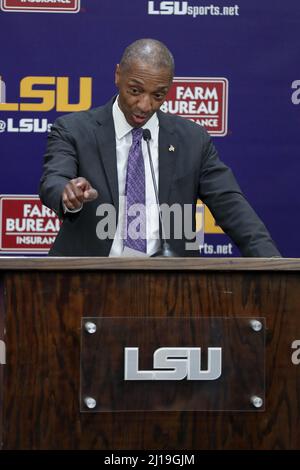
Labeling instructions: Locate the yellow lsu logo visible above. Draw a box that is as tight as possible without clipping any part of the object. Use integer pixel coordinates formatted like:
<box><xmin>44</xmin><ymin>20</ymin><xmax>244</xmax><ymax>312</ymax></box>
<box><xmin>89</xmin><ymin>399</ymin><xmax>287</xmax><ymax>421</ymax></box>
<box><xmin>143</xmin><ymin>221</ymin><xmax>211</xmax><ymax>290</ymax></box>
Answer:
<box><xmin>0</xmin><ymin>76</ymin><xmax>92</xmax><ymax>112</ymax></box>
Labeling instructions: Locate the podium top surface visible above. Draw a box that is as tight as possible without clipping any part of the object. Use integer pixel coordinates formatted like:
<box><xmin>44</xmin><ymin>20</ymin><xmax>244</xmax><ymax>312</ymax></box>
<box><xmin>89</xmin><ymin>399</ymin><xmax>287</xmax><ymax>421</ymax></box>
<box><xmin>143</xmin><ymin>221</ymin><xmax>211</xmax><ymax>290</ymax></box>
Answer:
<box><xmin>0</xmin><ymin>257</ymin><xmax>299</xmax><ymax>271</ymax></box>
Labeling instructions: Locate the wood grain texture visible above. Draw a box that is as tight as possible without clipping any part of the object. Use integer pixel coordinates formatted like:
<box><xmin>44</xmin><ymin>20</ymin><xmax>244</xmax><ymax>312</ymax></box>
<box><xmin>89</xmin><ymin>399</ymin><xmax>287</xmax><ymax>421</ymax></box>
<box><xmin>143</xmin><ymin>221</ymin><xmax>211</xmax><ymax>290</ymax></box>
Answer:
<box><xmin>1</xmin><ymin>268</ymin><xmax>300</xmax><ymax>449</ymax></box>
<box><xmin>0</xmin><ymin>257</ymin><xmax>300</xmax><ymax>271</ymax></box>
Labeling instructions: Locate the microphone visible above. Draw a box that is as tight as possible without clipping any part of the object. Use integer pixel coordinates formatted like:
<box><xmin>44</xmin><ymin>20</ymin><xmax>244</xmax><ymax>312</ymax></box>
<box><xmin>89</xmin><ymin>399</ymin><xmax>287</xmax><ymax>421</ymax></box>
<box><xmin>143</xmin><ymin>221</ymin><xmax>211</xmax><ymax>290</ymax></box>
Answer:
<box><xmin>142</xmin><ymin>128</ymin><xmax>178</xmax><ymax>257</ymax></box>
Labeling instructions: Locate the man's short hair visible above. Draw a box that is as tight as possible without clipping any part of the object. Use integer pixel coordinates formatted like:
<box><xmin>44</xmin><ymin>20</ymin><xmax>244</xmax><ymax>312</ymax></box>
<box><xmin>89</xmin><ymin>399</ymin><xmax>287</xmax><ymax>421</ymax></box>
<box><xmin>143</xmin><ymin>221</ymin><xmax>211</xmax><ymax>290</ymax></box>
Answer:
<box><xmin>120</xmin><ymin>38</ymin><xmax>175</xmax><ymax>75</ymax></box>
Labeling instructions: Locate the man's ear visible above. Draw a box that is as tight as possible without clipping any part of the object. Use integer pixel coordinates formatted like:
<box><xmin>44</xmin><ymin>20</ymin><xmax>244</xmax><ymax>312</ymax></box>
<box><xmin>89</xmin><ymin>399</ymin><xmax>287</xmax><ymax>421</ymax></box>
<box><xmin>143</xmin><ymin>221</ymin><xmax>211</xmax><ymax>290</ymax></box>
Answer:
<box><xmin>115</xmin><ymin>64</ymin><xmax>120</xmax><ymax>87</ymax></box>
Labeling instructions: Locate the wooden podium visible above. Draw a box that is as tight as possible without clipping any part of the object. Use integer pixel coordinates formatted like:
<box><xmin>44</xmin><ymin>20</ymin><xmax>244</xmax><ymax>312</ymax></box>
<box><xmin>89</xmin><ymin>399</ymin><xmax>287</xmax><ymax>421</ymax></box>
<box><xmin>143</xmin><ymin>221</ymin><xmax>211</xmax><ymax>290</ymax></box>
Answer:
<box><xmin>0</xmin><ymin>257</ymin><xmax>300</xmax><ymax>450</ymax></box>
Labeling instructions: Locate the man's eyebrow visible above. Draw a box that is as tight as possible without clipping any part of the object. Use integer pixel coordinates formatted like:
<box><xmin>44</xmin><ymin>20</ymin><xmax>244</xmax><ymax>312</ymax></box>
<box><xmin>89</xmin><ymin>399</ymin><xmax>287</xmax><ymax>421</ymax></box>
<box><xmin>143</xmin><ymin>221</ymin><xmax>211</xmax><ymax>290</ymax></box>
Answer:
<box><xmin>128</xmin><ymin>78</ymin><xmax>144</xmax><ymax>85</ymax></box>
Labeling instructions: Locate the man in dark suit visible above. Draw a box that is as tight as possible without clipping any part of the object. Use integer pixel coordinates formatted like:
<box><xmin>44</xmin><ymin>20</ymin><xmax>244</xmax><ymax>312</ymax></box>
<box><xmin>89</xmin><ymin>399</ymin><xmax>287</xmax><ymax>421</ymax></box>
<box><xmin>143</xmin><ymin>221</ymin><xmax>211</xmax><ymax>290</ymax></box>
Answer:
<box><xmin>39</xmin><ymin>38</ymin><xmax>280</xmax><ymax>257</ymax></box>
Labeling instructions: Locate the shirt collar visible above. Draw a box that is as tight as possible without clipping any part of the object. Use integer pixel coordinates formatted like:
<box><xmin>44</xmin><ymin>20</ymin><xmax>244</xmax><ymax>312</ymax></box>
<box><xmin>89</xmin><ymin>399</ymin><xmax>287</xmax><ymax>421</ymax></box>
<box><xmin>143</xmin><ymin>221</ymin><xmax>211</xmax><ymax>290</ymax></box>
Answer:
<box><xmin>113</xmin><ymin>96</ymin><xmax>159</xmax><ymax>140</ymax></box>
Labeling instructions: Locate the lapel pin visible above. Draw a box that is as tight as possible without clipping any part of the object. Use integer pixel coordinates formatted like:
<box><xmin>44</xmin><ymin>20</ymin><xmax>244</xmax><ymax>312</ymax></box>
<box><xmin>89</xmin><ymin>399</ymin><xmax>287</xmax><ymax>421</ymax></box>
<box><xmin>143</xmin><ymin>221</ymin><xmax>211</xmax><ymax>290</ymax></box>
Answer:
<box><xmin>168</xmin><ymin>145</ymin><xmax>175</xmax><ymax>152</ymax></box>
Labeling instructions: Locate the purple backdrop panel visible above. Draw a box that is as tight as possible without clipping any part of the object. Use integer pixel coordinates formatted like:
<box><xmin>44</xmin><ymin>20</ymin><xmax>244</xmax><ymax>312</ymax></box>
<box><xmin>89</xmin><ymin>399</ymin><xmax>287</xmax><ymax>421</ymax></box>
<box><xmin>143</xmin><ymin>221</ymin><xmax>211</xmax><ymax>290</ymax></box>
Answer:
<box><xmin>0</xmin><ymin>0</ymin><xmax>299</xmax><ymax>256</ymax></box>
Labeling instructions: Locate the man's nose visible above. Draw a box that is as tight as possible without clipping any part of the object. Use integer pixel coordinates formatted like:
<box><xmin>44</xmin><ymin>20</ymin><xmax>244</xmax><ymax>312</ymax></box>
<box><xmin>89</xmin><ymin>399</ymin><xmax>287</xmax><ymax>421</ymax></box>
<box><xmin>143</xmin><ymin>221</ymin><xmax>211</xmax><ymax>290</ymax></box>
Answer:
<box><xmin>138</xmin><ymin>95</ymin><xmax>152</xmax><ymax>114</ymax></box>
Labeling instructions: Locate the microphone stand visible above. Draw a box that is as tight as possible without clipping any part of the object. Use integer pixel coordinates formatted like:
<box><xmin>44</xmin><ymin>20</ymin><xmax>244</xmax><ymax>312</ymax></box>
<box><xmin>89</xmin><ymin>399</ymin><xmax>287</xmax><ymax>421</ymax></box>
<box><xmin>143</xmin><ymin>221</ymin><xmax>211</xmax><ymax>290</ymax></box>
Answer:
<box><xmin>143</xmin><ymin>130</ymin><xmax>178</xmax><ymax>257</ymax></box>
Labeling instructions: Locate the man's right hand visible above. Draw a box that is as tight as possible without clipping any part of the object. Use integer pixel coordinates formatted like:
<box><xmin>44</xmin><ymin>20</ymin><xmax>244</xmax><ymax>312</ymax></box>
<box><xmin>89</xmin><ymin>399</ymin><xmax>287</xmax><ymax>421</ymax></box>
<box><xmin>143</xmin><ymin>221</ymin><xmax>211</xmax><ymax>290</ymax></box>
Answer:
<box><xmin>62</xmin><ymin>177</ymin><xmax>98</xmax><ymax>211</ymax></box>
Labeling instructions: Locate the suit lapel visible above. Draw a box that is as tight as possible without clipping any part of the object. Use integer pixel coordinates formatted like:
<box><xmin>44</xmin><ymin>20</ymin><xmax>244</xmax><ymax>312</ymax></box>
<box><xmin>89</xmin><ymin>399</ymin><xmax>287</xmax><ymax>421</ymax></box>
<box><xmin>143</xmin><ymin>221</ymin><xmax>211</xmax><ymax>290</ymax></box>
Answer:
<box><xmin>158</xmin><ymin>111</ymin><xmax>178</xmax><ymax>206</ymax></box>
<box><xmin>93</xmin><ymin>100</ymin><xmax>119</xmax><ymax>211</ymax></box>
<box><xmin>92</xmin><ymin>104</ymin><xmax>178</xmax><ymax>212</ymax></box>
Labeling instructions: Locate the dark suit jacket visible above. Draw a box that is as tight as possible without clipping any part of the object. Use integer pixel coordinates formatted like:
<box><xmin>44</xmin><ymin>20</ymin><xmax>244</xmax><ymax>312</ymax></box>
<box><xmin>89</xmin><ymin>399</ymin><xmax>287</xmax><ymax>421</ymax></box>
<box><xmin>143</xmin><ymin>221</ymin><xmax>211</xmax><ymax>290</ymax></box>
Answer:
<box><xmin>39</xmin><ymin>97</ymin><xmax>280</xmax><ymax>257</ymax></box>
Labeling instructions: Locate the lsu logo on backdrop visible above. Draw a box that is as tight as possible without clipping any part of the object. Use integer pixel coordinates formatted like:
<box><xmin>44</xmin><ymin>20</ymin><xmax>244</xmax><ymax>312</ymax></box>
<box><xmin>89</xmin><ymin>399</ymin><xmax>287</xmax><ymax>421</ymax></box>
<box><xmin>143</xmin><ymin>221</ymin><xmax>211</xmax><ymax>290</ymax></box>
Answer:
<box><xmin>148</xmin><ymin>1</ymin><xmax>188</xmax><ymax>15</ymax></box>
<box><xmin>161</xmin><ymin>77</ymin><xmax>228</xmax><ymax>136</ymax></box>
<box><xmin>0</xmin><ymin>75</ymin><xmax>92</xmax><ymax>133</ymax></box>
<box><xmin>0</xmin><ymin>76</ymin><xmax>92</xmax><ymax>112</ymax></box>
<box><xmin>0</xmin><ymin>0</ymin><xmax>80</xmax><ymax>13</ymax></box>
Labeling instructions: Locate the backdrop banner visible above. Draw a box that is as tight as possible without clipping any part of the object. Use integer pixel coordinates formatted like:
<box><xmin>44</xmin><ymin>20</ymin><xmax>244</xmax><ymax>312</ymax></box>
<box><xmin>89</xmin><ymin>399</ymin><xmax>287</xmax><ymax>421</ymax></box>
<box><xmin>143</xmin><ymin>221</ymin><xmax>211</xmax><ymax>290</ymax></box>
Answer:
<box><xmin>0</xmin><ymin>0</ymin><xmax>299</xmax><ymax>256</ymax></box>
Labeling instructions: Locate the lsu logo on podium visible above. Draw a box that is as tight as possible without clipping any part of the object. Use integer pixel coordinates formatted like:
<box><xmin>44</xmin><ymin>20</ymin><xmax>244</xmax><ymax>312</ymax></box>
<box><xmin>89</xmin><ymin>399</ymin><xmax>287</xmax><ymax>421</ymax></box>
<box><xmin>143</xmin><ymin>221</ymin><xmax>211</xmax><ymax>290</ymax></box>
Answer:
<box><xmin>0</xmin><ymin>0</ymin><xmax>81</xmax><ymax>13</ymax></box>
<box><xmin>0</xmin><ymin>76</ymin><xmax>92</xmax><ymax>112</ymax></box>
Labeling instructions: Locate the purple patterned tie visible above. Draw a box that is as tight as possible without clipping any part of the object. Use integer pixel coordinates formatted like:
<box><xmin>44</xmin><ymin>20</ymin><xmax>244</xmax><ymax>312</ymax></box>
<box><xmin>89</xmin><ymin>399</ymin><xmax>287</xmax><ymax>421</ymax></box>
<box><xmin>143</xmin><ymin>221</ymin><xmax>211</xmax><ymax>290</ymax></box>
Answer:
<box><xmin>124</xmin><ymin>128</ymin><xmax>147</xmax><ymax>253</ymax></box>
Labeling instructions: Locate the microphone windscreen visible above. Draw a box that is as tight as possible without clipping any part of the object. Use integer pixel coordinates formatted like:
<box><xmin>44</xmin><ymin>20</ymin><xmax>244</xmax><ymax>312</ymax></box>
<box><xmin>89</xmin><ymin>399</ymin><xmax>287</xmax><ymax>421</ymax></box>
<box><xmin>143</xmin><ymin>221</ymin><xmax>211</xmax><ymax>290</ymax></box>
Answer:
<box><xmin>142</xmin><ymin>129</ymin><xmax>151</xmax><ymax>142</ymax></box>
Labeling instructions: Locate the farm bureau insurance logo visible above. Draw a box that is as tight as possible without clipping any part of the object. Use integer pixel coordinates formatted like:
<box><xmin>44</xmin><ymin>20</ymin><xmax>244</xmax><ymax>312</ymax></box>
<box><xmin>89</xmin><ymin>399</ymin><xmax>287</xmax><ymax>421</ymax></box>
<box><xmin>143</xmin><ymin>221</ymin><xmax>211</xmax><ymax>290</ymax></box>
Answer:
<box><xmin>161</xmin><ymin>77</ymin><xmax>228</xmax><ymax>136</ymax></box>
<box><xmin>0</xmin><ymin>195</ymin><xmax>60</xmax><ymax>254</ymax></box>
<box><xmin>0</xmin><ymin>0</ymin><xmax>80</xmax><ymax>13</ymax></box>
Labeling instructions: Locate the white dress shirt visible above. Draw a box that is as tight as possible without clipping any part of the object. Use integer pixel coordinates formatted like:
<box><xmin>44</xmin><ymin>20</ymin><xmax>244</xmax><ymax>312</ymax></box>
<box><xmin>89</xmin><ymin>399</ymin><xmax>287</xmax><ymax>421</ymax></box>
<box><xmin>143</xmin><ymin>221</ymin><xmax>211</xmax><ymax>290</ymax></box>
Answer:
<box><xmin>109</xmin><ymin>98</ymin><xmax>160</xmax><ymax>256</ymax></box>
